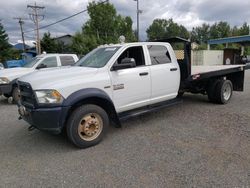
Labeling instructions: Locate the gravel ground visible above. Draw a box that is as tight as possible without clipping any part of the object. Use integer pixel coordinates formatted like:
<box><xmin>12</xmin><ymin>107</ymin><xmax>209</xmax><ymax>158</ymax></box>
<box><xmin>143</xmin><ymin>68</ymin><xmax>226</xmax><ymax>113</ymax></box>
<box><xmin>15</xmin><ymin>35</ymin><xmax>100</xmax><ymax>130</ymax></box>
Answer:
<box><xmin>0</xmin><ymin>72</ymin><xmax>250</xmax><ymax>188</ymax></box>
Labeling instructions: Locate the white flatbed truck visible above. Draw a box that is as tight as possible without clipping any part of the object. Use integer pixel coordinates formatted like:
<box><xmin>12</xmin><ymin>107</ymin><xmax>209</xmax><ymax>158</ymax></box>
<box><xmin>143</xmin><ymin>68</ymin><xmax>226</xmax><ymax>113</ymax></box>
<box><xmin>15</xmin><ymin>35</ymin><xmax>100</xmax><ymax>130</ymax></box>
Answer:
<box><xmin>17</xmin><ymin>37</ymin><xmax>248</xmax><ymax>148</ymax></box>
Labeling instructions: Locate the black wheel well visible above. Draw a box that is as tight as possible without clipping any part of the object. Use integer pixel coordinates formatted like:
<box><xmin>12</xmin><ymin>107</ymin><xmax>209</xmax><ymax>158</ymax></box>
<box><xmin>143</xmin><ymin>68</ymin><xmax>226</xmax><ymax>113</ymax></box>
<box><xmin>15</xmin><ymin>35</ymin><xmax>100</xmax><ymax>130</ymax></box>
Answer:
<box><xmin>65</xmin><ymin>97</ymin><xmax>120</xmax><ymax>128</ymax></box>
<box><xmin>12</xmin><ymin>83</ymin><xmax>17</xmax><ymax>91</ymax></box>
<box><xmin>10</xmin><ymin>79</ymin><xmax>18</xmax><ymax>94</ymax></box>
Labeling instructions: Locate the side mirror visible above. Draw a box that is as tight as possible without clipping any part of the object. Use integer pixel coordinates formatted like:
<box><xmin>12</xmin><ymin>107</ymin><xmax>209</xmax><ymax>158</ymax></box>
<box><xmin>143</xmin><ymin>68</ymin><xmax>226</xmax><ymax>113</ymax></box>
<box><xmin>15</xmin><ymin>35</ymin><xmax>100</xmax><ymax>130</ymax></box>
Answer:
<box><xmin>36</xmin><ymin>63</ymin><xmax>47</xmax><ymax>69</ymax></box>
<box><xmin>112</xmin><ymin>58</ymin><xmax>136</xmax><ymax>71</ymax></box>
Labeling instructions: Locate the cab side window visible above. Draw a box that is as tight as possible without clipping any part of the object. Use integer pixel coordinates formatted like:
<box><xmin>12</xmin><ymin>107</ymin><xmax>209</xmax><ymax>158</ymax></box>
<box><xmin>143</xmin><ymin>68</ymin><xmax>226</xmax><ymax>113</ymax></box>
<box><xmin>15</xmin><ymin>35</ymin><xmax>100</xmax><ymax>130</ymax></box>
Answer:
<box><xmin>117</xmin><ymin>46</ymin><xmax>145</xmax><ymax>66</ymax></box>
<box><xmin>147</xmin><ymin>45</ymin><xmax>171</xmax><ymax>65</ymax></box>
<box><xmin>40</xmin><ymin>57</ymin><xmax>57</xmax><ymax>68</ymax></box>
<box><xmin>60</xmin><ymin>56</ymin><xmax>75</xmax><ymax>66</ymax></box>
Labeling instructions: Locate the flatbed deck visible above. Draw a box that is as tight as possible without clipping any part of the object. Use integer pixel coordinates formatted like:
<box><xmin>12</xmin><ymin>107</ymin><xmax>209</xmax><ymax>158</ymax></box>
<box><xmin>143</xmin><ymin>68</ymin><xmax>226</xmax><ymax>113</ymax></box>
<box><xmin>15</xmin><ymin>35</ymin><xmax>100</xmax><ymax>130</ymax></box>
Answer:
<box><xmin>191</xmin><ymin>65</ymin><xmax>245</xmax><ymax>75</ymax></box>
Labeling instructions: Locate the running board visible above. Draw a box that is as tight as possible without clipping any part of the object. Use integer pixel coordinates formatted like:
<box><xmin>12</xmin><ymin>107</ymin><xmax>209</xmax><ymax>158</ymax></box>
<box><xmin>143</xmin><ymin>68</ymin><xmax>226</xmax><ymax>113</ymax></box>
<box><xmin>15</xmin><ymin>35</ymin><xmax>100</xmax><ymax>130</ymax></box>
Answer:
<box><xmin>118</xmin><ymin>98</ymin><xmax>182</xmax><ymax>121</ymax></box>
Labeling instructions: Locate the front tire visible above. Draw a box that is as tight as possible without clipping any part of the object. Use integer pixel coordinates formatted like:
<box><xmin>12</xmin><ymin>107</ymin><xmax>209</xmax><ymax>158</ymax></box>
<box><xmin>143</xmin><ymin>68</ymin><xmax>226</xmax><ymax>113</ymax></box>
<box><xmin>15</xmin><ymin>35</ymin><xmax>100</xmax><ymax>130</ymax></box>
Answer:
<box><xmin>66</xmin><ymin>104</ymin><xmax>109</xmax><ymax>148</ymax></box>
<box><xmin>12</xmin><ymin>86</ymin><xmax>20</xmax><ymax>103</ymax></box>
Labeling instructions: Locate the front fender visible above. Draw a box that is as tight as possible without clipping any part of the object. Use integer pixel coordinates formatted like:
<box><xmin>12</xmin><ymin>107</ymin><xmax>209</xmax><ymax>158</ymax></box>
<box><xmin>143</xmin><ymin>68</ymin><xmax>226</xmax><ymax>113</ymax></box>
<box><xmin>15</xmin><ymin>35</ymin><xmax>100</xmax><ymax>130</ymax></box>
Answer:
<box><xmin>62</xmin><ymin>88</ymin><xmax>121</xmax><ymax>127</ymax></box>
<box><xmin>62</xmin><ymin>88</ymin><xmax>112</xmax><ymax>106</ymax></box>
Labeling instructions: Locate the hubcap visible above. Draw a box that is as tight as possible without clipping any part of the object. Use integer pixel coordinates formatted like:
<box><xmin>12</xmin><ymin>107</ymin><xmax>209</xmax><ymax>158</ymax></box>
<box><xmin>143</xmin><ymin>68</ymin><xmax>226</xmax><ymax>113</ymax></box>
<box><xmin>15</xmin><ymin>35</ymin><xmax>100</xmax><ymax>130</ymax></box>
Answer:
<box><xmin>14</xmin><ymin>88</ymin><xmax>21</xmax><ymax>102</ymax></box>
<box><xmin>78</xmin><ymin>113</ymin><xmax>103</xmax><ymax>141</ymax></box>
<box><xmin>223</xmin><ymin>83</ymin><xmax>232</xmax><ymax>101</ymax></box>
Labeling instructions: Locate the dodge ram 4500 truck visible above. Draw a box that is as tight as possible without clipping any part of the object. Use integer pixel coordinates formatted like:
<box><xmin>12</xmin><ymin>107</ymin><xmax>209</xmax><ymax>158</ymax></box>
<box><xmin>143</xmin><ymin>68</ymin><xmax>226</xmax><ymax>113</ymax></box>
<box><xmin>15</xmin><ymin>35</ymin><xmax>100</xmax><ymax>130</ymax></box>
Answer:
<box><xmin>0</xmin><ymin>53</ymin><xmax>78</xmax><ymax>103</ymax></box>
<box><xmin>17</xmin><ymin>38</ymin><xmax>247</xmax><ymax>148</ymax></box>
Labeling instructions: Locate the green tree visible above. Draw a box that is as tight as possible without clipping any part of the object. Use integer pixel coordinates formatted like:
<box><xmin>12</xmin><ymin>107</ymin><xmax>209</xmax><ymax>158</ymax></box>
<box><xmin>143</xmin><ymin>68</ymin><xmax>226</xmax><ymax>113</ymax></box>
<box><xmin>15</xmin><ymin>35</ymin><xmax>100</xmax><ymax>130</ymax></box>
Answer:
<box><xmin>56</xmin><ymin>41</ymin><xmax>72</xmax><ymax>53</ymax></box>
<box><xmin>238</xmin><ymin>22</ymin><xmax>249</xmax><ymax>35</ymax></box>
<box><xmin>71</xmin><ymin>32</ymin><xmax>97</xmax><ymax>55</ymax></box>
<box><xmin>210</xmin><ymin>21</ymin><xmax>230</xmax><ymax>39</ymax></box>
<box><xmin>146</xmin><ymin>19</ymin><xmax>189</xmax><ymax>41</ymax></box>
<box><xmin>40</xmin><ymin>32</ymin><xmax>58</xmax><ymax>53</ymax></box>
<box><xmin>0</xmin><ymin>22</ymin><xmax>11</xmax><ymax>63</ymax></box>
<box><xmin>71</xmin><ymin>1</ymin><xmax>136</xmax><ymax>55</ymax></box>
<box><xmin>115</xmin><ymin>16</ymin><xmax>137</xmax><ymax>42</ymax></box>
<box><xmin>84</xmin><ymin>1</ymin><xmax>116</xmax><ymax>44</ymax></box>
<box><xmin>84</xmin><ymin>1</ymin><xmax>136</xmax><ymax>43</ymax></box>
<box><xmin>191</xmin><ymin>23</ymin><xmax>210</xmax><ymax>44</ymax></box>
<box><xmin>231</xmin><ymin>26</ymin><xmax>239</xmax><ymax>36</ymax></box>
<box><xmin>146</xmin><ymin>19</ymin><xmax>168</xmax><ymax>40</ymax></box>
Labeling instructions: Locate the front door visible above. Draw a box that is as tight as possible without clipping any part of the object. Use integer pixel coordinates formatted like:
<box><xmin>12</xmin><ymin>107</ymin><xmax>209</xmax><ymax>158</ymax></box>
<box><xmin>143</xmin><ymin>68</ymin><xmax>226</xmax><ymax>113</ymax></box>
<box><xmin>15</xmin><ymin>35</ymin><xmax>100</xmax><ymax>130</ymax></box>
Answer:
<box><xmin>110</xmin><ymin>46</ymin><xmax>151</xmax><ymax>113</ymax></box>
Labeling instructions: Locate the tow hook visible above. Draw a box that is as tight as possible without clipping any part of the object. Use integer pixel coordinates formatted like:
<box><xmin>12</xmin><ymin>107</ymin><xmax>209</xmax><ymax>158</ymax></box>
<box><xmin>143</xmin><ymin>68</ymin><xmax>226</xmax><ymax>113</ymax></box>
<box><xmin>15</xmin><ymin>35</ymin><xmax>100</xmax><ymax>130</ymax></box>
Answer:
<box><xmin>28</xmin><ymin>125</ymin><xmax>36</xmax><ymax>131</ymax></box>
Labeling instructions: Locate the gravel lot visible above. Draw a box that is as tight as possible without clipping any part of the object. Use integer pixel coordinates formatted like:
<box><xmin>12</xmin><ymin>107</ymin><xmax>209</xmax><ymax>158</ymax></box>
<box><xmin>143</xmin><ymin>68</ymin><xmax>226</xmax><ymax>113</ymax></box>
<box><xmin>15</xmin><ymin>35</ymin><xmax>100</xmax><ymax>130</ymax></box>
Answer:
<box><xmin>0</xmin><ymin>72</ymin><xmax>250</xmax><ymax>188</ymax></box>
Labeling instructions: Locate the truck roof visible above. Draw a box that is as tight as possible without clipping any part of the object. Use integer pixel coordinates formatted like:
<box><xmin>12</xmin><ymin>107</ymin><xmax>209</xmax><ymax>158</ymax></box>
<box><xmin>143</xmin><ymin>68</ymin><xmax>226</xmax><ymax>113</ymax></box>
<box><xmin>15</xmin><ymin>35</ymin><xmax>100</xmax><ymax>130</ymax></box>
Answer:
<box><xmin>98</xmin><ymin>42</ymin><xmax>171</xmax><ymax>48</ymax></box>
<box><xmin>36</xmin><ymin>53</ymin><xmax>77</xmax><ymax>58</ymax></box>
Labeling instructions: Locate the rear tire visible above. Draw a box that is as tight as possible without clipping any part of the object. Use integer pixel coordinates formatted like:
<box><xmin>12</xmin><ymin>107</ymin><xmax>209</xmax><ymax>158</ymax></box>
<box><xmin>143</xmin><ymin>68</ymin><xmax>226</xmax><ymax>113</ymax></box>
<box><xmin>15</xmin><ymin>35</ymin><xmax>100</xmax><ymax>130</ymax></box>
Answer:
<box><xmin>66</xmin><ymin>104</ymin><xmax>109</xmax><ymax>148</ymax></box>
<box><xmin>214</xmin><ymin>80</ymin><xmax>233</xmax><ymax>104</ymax></box>
<box><xmin>12</xmin><ymin>86</ymin><xmax>20</xmax><ymax>104</ymax></box>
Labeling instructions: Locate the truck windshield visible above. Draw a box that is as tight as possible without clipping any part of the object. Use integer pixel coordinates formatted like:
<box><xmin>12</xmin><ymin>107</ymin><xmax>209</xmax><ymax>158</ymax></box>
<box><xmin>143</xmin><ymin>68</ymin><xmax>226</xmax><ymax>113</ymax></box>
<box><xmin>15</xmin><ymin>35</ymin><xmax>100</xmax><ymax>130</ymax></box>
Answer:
<box><xmin>75</xmin><ymin>47</ymin><xmax>120</xmax><ymax>68</ymax></box>
<box><xmin>23</xmin><ymin>57</ymin><xmax>42</xmax><ymax>68</ymax></box>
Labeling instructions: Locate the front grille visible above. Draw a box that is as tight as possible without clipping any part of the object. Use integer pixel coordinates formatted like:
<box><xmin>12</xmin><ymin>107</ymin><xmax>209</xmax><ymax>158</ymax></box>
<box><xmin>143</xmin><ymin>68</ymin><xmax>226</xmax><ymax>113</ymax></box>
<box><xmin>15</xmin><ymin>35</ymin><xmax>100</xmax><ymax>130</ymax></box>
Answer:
<box><xmin>18</xmin><ymin>81</ymin><xmax>36</xmax><ymax>108</ymax></box>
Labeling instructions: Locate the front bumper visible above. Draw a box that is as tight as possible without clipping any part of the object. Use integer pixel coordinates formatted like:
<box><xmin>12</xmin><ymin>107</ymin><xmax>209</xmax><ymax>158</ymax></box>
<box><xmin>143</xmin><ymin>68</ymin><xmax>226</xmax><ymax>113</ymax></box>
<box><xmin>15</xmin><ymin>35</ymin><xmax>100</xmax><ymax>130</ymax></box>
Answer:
<box><xmin>0</xmin><ymin>84</ymin><xmax>12</xmax><ymax>95</ymax></box>
<box><xmin>18</xmin><ymin>105</ymin><xmax>70</xmax><ymax>134</ymax></box>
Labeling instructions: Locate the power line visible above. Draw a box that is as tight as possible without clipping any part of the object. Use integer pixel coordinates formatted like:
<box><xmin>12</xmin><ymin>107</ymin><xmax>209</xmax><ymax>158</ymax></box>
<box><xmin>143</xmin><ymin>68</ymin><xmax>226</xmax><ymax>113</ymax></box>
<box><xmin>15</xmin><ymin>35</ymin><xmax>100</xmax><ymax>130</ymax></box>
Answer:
<box><xmin>24</xmin><ymin>0</ymin><xmax>108</xmax><ymax>34</ymax></box>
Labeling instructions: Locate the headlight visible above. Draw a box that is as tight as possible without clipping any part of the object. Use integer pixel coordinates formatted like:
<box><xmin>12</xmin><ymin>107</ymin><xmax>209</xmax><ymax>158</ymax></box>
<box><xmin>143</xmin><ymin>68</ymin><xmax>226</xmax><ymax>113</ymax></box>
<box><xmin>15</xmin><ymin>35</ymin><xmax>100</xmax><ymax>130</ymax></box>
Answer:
<box><xmin>0</xmin><ymin>77</ymin><xmax>10</xmax><ymax>84</ymax></box>
<box><xmin>35</xmin><ymin>90</ymin><xmax>64</xmax><ymax>104</ymax></box>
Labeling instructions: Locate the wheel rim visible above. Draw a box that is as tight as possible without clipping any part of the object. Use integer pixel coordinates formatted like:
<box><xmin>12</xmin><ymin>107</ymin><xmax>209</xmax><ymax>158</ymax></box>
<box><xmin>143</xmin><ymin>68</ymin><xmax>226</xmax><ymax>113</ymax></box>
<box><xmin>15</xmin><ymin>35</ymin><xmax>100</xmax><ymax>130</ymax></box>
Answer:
<box><xmin>78</xmin><ymin>113</ymin><xmax>103</xmax><ymax>141</ymax></box>
<box><xmin>13</xmin><ymin>88</ymin><xmax>21</xmax><ymax>102</ymax></box>
<box><xmin>223</xmin><ymin>83</ymin><xmax>232</xmax><ymax>101</ymax></box>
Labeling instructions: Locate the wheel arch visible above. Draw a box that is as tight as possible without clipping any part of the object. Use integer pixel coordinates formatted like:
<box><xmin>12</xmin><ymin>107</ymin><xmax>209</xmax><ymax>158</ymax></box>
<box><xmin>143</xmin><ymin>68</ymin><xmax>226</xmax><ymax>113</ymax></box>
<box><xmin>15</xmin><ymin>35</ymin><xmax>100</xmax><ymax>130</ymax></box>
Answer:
<box><xmin>62</xmin><ymin>88</ymin><xmax>121</xmax><ymax>128</ymax></box>
<box><xmin>5</xmin><ymin>78</ymin><xmax>18</xmax><ymax>95</ymax></box>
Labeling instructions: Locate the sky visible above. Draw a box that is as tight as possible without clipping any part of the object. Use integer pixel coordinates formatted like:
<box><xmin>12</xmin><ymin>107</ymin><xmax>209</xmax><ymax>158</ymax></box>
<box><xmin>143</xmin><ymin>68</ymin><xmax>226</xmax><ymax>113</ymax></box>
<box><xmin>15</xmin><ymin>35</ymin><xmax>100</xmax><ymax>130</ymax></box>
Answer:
<box><xmin>1</xmin><ymin>0</ymin><xmax>250</xmax><ymax>44</ymax></box>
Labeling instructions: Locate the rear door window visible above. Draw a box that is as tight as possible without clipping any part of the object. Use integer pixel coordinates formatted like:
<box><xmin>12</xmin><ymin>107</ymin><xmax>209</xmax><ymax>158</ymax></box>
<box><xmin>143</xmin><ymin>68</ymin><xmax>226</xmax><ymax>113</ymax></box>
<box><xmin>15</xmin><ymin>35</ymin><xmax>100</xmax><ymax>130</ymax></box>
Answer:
<box><xmin>60</xmin><ymin>56</ymin><xmax>75</xmax><ymax>66</ymax></box>
<box><xmin>147</xmin><ymin>45</ymin><xmax>171</xmax><ymax>65</ymax></box>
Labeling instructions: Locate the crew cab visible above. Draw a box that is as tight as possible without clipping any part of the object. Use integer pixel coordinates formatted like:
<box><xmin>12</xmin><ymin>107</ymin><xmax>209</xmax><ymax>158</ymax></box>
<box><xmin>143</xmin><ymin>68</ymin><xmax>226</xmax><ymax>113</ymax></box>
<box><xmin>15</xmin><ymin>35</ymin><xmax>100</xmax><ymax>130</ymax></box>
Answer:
<box><xmin>0</xmin><ymin>53</ymin><xmax>78</xmax><ymax>103</ymax></box>
<box><xmin>17</xmin><ymin>38</ymin><xmax>248</xmax><ymax>148</ymax></box>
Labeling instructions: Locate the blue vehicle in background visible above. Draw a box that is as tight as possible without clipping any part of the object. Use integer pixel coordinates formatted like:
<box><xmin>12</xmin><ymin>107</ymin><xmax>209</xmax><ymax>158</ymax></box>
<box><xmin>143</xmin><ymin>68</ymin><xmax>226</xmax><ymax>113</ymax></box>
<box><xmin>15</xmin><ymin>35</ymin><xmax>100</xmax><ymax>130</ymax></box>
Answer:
<box><xmin>5</xmin><ymin>51</ymin><xmax>37</xmax><ymax>68</ymax></box>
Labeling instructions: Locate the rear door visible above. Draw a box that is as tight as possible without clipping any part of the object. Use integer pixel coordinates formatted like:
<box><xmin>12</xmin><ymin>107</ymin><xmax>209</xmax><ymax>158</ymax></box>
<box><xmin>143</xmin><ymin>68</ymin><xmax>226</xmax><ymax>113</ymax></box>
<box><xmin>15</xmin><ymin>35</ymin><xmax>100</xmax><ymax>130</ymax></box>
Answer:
<box><xmin>147</xmin><ymin>44</ymin><xmax>180</xmax><ymax>104</ymax></box>
<box><xmin>110</xmin><ymin>46</ymin><xmax>151</xmax><ymax>113</ymax></box>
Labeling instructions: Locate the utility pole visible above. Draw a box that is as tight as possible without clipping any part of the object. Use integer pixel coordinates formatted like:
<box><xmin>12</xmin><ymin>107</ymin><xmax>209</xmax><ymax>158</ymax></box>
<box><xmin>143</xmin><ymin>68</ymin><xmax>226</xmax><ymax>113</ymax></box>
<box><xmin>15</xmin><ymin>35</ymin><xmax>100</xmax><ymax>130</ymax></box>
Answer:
<box><xmin>27</xmin><ymin>2</ymin><xmax>44</xmax><ymax>54</ymax></box>
<box><xmin>13</xmin><ymin>17</ymin><xmax>27</xmax><ymax>52</ymax></box>
<box><xmin>134</xmin><ymin>0</ymin><xmax>142</xmax><ymax>41</ymax></box>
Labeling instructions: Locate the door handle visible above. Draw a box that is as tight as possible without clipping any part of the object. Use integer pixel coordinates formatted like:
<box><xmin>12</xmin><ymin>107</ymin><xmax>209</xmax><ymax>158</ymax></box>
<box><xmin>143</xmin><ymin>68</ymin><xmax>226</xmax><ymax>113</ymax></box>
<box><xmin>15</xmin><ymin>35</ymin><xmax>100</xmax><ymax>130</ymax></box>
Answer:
<box><xmin>170</xmin><ymin>68</ymin><xmax>178</xmax><ymax>71</ymax></box>
<box><xmin>139</xmin><ymin>72</ymin><xmax>149</xmax><ymax>76</ymax></box>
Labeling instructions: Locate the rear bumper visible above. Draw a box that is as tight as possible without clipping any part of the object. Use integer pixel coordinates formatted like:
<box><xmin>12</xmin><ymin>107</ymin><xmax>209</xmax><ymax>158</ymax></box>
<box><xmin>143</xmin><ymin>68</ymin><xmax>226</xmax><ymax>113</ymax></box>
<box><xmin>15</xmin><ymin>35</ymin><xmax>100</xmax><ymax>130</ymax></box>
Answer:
<box><xmin>0</xmin><ymin>84</ymin><xmax>12</xmax><ymax>95</ymax></box>
<box><xmin>18</xmin><ymin>105</ymin><xmax>70</xmax><ymax>134</ymax></box>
